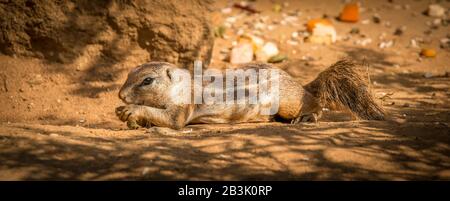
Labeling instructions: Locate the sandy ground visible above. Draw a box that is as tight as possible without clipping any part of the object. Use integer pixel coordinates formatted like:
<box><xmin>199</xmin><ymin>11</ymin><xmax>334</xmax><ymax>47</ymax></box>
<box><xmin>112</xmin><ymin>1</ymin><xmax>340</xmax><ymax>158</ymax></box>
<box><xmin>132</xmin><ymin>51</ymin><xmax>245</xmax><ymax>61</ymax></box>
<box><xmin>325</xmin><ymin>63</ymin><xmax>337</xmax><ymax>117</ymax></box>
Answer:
<box><xmin>0</xmin><ymin>0</ymin><xmax>449</xmax><ymax>180</ymax></box>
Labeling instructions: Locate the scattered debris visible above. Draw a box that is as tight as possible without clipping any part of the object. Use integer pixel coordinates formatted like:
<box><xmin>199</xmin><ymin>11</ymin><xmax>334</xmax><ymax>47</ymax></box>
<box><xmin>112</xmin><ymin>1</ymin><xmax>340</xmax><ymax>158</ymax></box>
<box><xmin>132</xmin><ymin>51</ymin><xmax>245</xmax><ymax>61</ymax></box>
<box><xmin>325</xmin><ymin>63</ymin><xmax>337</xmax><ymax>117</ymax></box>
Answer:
<box><xmin>339</xmin><ymin>3</ymin><xmax>359</xmax><ymax>22</ymax></box>
<box><xmin>219</xmin><ymin>48</ymin><xmax>230</xmax><ymax>61</ymax></box>
<box><xmin>372</xmin><ymin>14</ymin><xmax>381</xmax><ymax>23</ymax></box>
<box><xmin>280</xmin><ymin>14</ymin><xmax>299</xmax><ymax>26</ymax></box>
<box><xmin>355</xmin><ymin>38</ymin><xmax>372</xmax><ymax>46</ymax></box>
<box><xmin>300</xmin><ymin>55</ymin><xmax>315</xmax><ymax>61</ymax></box>
<box><xmin>306</xmin><ymin>19</ymin><xmax>337</xmax><ymax>44</ymax></box>
<box><xmin>361</xmin><ymin>19</ymin><xmax>370</xmax><ymax>25</ymax></box>
<box><xmin>440</xmin><ymin>37</ymin><xmax>450</xmax><ymax>49</ymax></box>
<box><xmin>427</xmin><ymin>4</ymin><xmax>446</xmax><ymax>18</ymax></box>
<box><xmin>256</xmin><ymin>42</ymin><xmax>280</xmax><ymax>62</ymax></box>
<box><xmin>233</xmin><ymin>2</ymin><xmax>260</xmax><ymax>14</ymax></box>
<box><xmin>420</xmin><ymin>48</ymin><xmax>437</xmax><ymax>58</ymax></box>
<box><xmin>273</xmin><ymin>3</ymin><xmax>282</xmax><ymax>13</ymax></box>
<box><xmin>214</xmin><ymin>26</ymin><xmax>226</xmax><ymax>38</ymax></box>
<box><xmin>141</xmin><ymin>167</ymin><xmax>151</xmax><ymax>175</ymax></box>
<box><xmin>230</xmin><ymin>42</ymin><xmax>254</xmax><ymax>64</ymax></box>
<box><xmin>349</xmin><ymin>27</ymin><xmax>360</xmax><ymax>34</ymax></box>
<box><xmin>394</xmin><ymin>26</ymin><xmax>406</xmax><ymax>36</ymax></box>
<box><xmin>224</xmin><ymin>16</ymin><xmax>239</xmax><ymax>28</ymax></box>
<box><xmin>253</xmin><ymin>21</ymin><xmax>266</xmax><ymax>30</ymax></box>
<box><xmin>268</xmin><ymin>54</ymin><xmax>288</xmax><ymax>63</ymax></box>
<box><xmin>424</xmin><ymin>72</ymin><xmax>434</xmax><ymax>78</ymax></box>
<box><xmin>432</xmin><ymin>18</ymin><xmax>442</xmax><ymax>27</ymax></box>
<box><xmin>409</xmin><ymin>39</ymin><xmax>420</xmax><ymax>48</ymax></box>
<box><xmin>306</xmin><ymin>18</ymin><xmax>332</xmax><ymax>32</ymax></box>
<box><xmin>230</xmin><ymin>34</ymin><xmax>284</xmax><ymax>63</ymax></box>
<box><xmin>379</xmin><ymin>40</ymin><xmax>394</xmax><ymax>49</ymax></box>
<box><xmin>286</xmin><ymin>40</ymin><xmax>299</xmax><ymax>46</ymax></box>
<box><xmin>249</xmin><ymin>34</ymin><xmax>265</xmax><ymax>50</ymax></box>
<box><xmin>221</xmin><ymin>7</ymin><xmax>232</xmax><ymax>14</ymax></box>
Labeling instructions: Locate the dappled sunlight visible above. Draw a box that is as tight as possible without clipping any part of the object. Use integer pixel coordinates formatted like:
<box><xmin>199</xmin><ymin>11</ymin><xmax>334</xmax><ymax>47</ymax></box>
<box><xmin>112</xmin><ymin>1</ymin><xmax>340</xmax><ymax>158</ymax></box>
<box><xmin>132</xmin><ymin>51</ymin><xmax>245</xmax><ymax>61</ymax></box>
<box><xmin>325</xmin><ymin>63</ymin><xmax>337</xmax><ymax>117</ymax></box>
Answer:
<box><xmin>0</xmin><ymin>120</ymin><xmax>449</xmax><ymax>180</ymax></box>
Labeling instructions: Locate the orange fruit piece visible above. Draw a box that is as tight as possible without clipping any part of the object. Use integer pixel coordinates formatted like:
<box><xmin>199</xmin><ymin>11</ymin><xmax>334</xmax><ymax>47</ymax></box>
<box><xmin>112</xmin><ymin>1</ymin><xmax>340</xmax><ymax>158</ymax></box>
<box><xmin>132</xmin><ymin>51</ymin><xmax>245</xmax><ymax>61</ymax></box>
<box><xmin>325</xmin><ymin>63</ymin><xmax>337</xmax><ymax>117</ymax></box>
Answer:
<box><xmin>306</xmin><ymin>18</ymin><xmax>333</xmax><ymax>32</ymax></box>
<box><xmin>420</xmin><ymin>48</ymin><xmax>437</xmax><ymax>58</ymax></box>
<box><xmin>339</xmin><ymin>3</ymin><xmax>359</xmax><ymax>22</ymax></box>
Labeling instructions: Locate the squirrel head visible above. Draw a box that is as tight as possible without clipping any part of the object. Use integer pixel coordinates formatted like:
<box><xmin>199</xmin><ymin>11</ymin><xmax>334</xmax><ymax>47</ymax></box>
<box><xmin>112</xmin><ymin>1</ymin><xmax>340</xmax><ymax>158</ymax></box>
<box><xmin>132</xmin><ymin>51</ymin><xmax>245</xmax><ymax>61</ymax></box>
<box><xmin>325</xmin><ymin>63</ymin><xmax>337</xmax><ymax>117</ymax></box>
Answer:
<box><xmin>119</xmin><ymin>62</ymin><xmax>180</xmax><ymax>108</ymax></box>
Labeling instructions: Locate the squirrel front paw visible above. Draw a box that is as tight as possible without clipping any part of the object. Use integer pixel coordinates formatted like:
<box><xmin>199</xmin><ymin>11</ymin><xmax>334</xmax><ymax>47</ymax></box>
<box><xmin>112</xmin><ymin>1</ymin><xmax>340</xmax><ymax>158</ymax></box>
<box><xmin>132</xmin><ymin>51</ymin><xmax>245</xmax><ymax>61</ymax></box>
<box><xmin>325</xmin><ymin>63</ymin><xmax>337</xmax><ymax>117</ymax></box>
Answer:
<box><xmin>291</xmin><ymin>112</ymin><xmax>320</xmax><ymax>124</ymax></box>
<box><xmin>115</xmin><ymin>105</ymin><xmax>152</xmax><ymax>129</ymax></box>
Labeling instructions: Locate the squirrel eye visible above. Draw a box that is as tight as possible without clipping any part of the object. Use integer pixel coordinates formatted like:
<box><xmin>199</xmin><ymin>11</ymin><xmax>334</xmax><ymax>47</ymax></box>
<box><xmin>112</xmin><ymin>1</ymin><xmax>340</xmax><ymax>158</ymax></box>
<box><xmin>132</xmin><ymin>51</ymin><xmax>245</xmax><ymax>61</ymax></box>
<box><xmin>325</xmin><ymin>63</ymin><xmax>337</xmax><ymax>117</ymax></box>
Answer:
<box><xmin>141</xmin><ymin>77</ymin><xmax>154</xmax><ymax>86</ymax></box>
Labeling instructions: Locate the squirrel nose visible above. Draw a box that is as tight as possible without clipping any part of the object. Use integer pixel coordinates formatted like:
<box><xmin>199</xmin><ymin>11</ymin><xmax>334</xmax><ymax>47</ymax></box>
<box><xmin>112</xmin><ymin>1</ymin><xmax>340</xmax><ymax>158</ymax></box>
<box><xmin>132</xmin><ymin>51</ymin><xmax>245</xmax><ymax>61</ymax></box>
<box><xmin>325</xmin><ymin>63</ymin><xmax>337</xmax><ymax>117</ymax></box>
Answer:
<box><xmin>118</xmin><ymin>90</ymin><xmax>134</xmax><ymax>104</ymax></box>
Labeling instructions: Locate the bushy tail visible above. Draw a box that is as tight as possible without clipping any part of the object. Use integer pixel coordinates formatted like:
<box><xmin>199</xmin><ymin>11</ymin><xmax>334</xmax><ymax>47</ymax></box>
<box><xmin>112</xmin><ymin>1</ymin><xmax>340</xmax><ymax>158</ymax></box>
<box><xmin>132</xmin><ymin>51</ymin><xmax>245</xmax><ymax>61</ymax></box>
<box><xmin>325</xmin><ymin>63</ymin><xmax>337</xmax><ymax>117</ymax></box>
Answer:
<box><xmin>304</xmin><ymin>59</ymin><xmax>385</xmax><ymax>120</ymax></box>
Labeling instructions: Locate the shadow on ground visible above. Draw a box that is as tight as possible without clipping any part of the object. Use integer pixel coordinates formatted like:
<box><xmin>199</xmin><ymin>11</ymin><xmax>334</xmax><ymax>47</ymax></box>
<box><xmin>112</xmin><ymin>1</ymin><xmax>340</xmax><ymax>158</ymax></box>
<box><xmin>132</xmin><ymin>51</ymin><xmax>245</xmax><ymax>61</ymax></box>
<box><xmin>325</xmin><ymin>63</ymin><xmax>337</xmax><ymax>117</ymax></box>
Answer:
<box><xmin>0</xmin><ymin>119</ymin><xmax>448</xmax><ymax>180</ymax></box>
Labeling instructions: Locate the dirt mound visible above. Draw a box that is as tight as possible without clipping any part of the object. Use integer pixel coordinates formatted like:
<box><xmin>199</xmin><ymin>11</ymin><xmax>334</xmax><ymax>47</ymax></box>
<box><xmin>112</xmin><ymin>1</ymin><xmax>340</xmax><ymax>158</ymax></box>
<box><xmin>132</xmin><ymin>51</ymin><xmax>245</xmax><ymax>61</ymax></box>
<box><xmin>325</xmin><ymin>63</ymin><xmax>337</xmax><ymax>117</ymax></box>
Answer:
<box><xmin>0</xmin><ymin>0</ymin><xmax>214</xmax><ymax>125</ymax></box>
<box><xmin>0</xmin><ymin>0</ymin><xmax>214</xmax><ymax>68</ymax></box>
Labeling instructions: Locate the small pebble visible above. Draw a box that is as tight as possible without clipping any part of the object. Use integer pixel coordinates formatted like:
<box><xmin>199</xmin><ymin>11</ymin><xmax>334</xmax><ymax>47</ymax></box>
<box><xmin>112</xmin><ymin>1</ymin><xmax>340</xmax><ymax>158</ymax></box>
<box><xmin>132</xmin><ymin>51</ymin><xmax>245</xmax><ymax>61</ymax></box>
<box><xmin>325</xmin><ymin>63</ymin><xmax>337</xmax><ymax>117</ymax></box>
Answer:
<box><xmin>394</xmin><ymin>26</ymin><xmax>406</xmax><ymax>36</ymax></box>
<box><xmin>349</xmin><ymin>27</ymin><xmax>360</xmax><ymax>34</ymax></box>
<box><xmin>409</xmin><ymin>39</ymin><xmax>419</xmax><ymax>48</ymax></box>
<box><xmin>424</xmin><ymin>72</ymin><xmax>433</xmax><ymax>78</ymax></box>
<box><xmin>427</xmin><ymin>4</ymin><xmax>446</xmax><ymax>18</ymax></box>
<box><xmin>268</xmin><ymin>54</ymin><xmax>288</xmax><ymax>63</ymax></box>
<box><xmin>221</xmin><ymin>7</ymin><xmax>232</xmax><ymax>14</ymax></box>
<box><xmin>433</xmin><ymin>18</ymin><xmax>442</xmax><ymax>26</ymax></box>
<box><xmin>372</xmin><ymin>14</ymin><xmax>381</xmax><ymax>23</ymax></box>
<box><xmin>361</xmin><ymin>19</ymin><xmax>370</xmax><ymax>24</ymax></box>
<box><xmin>142</xmin><ymin>167</ymin><xmax>151</xmax><ymax>176</ymax></box>
<box><xmin>440</xmin><ymin>38</ymin><xmax>450</xmax><ymax>49</ymax></box>
<box><xmin>379</xmin><ymin>40</ymin><xmax>394</xmax><ymax>49</ymax></box>
<box><xmin>273</xmin><ymin>3</ymin><xmax>282</xmax><ymax>13</ymax></box>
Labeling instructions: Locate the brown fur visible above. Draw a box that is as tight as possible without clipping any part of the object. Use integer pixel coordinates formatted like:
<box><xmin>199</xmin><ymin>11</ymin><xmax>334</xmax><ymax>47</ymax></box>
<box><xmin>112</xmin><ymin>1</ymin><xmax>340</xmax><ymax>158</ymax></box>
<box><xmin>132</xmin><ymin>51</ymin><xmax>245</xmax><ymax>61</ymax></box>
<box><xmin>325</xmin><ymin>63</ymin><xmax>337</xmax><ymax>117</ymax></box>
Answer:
<box><xmin>116</xmin><ymin>59</ymin><xmax>384</xmax><ymax>129</ymax></box>
<box><xmin>304</xmin><ymin>59</ymin><xmax>385</xmax><ymax>120</ymax></box>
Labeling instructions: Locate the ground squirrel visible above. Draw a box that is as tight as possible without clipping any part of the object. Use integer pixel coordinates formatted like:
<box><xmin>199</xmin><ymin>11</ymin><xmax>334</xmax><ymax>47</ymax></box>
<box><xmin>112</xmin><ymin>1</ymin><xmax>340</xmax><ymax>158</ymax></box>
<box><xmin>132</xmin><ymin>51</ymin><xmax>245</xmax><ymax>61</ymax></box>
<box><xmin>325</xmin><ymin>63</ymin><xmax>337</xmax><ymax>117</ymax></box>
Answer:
<box><xmin>116</xmin><ymin>59</ymin><xmax>384</xmax><ymax>129</ymax></box>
